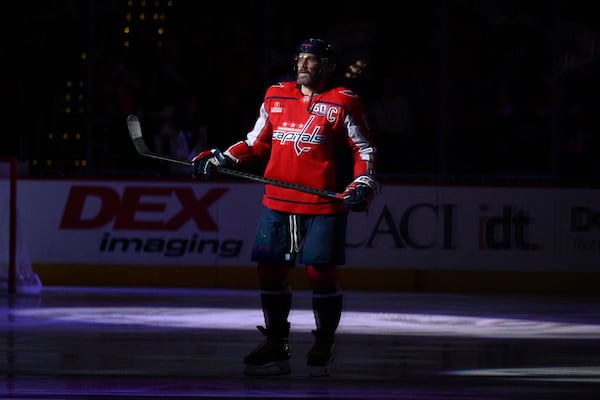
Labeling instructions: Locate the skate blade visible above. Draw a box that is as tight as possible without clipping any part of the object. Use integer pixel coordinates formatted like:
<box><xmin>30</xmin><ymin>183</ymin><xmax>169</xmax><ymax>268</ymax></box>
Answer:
<box><xmin>244</xmin><ymin>360</ymin><xmax>291</xmax><ymax>376</ymax></box>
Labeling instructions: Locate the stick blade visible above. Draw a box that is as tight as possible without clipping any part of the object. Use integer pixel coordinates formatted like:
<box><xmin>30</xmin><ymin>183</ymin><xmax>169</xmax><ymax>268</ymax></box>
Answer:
<box><xmin>126</xmin><ymin>114</ymin><xmax>151</xmax><ymax>155</ymax></box>
<box><xmin>127</xmin><ymin>114</ymin><xmax>142</xmax><ymax>140</ymax></box>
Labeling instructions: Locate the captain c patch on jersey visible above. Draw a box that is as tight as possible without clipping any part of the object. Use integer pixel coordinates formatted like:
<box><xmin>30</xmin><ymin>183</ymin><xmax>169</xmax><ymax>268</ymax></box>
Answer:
<box><xmin>310</xmin><ymin>103</ymin><xmax>339</xmax><ymax>122</ymax></box>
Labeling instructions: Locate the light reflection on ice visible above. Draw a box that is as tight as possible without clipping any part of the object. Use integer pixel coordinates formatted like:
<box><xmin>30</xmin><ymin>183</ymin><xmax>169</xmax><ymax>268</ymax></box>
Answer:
<box><xmin>10</xmin><ymin>307</ymin><xmax>600</xmax><ymax>339</ymax></box>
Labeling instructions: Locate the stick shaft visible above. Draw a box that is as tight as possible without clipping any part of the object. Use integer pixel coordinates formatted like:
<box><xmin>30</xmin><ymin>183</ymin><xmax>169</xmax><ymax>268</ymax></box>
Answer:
<box><xmin>126</xmin><ymin>114</ymin><xmax>344</xmax><ymax>200</ymax></box>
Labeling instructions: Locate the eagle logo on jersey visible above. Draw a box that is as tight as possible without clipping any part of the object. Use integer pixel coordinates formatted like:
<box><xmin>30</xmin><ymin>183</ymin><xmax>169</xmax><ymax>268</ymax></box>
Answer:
<box><xmin>340</xmin><ymin>89</ymin><xmax>358</xmax><ymax>98</ymax></box>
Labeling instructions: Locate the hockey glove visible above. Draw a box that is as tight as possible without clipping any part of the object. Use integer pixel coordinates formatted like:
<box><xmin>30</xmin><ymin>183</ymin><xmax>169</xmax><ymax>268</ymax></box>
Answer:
<box><xmin>343</xmin><ymin>175</ymin><xmax>380</xmax><ymax>212</ymax></box>
<box><xmin>192</xmin><ymin>149</ymin><xmax>231</xmax><ymax>179</ymax></box>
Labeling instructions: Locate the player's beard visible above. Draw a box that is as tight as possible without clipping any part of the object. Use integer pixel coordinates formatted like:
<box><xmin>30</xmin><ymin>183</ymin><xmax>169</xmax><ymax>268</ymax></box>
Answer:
<box><xmin>297</xmin><ymin>70</ymin><xmax>317</xmax><ymax>87</ymax></box>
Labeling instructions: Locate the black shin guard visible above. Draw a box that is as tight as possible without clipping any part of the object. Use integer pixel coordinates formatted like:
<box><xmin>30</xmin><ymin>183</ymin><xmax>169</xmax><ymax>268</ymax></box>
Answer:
<box><xmin>312</xmin><ymin>291</ymin><xmax>343</xmax><ymax>338</ymax></box>
<box><xmin>260</xmin><ymin>286</ymin><xmax>292</xmax><ymax>337</ymax></box>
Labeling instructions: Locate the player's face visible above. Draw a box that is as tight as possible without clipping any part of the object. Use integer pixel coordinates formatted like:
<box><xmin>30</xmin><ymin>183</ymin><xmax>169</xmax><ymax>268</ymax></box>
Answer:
<box><xmin>296</xmin><ymin>53</ymin><xmax>321</xmax><ymax>86</ymax></box>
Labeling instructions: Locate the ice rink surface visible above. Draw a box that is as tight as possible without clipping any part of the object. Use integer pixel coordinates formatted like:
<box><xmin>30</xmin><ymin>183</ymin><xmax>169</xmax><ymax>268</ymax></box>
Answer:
<box><xmin>2</xmin><ymin>286</ymin><xmax>600</xmax><ymax>399</ymax></box>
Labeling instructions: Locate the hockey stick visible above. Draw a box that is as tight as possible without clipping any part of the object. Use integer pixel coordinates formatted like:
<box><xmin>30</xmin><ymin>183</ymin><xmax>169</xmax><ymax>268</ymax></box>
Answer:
<box><xmin>126</xmin><ymin>114</ymin><xmax>344</xmax><ymax>200</ymax></box>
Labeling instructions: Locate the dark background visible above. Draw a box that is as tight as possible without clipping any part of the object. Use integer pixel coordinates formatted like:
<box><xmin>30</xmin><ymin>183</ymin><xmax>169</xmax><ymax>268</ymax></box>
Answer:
<box><xmin>1</xmin><ymin>0</ymin><xmax>598</xmax><ymax>184</ymax></box>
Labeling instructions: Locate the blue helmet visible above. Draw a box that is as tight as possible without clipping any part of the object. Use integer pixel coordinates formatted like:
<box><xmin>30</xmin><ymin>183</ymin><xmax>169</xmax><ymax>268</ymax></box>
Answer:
<box><xmin>295</xmin><ymin>38</ymin><xmax>335</xmax><ymax>65</ymax></box>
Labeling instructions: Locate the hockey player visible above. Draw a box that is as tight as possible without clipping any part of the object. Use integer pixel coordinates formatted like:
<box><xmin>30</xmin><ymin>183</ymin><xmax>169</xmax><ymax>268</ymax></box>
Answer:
<box><xmin>192</xmin><ymin>38</ymin><xmax>378</xmax><ymax>377</ymax></box>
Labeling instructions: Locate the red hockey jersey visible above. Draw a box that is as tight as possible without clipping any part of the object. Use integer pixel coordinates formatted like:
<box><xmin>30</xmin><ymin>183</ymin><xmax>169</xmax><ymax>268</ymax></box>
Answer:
<box><xmin>225</xmin><ymin>81</ymin><xmax>377</xmax><ymax>215</ymax></box>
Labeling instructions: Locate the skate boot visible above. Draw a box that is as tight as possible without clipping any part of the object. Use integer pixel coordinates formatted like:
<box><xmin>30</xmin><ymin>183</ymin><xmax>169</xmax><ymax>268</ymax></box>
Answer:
<box><xmin>243</xmin><ymin>324</ymin><xmax>291</xmax><ymax>376</ymax></box>
<box><xmin>306</xmin><ymin>330</ymin><xmax>335</xmax><ymax>377</ymax></box>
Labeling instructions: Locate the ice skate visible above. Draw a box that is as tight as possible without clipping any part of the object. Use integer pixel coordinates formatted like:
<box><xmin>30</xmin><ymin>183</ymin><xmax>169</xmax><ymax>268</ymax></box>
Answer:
<box><xmin>306</xmin><ymin>330</ymin><xmax>335</xmax><ymax>377</ymax></box>
<box><xmin>243</xmin><ymin>325</ymin><xmax>291</xmax><ymax>376</ymax></box>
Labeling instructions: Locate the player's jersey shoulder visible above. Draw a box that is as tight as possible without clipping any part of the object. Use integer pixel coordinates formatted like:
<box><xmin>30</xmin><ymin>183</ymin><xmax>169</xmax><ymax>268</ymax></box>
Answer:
<box><xmin>323</xmin><ymin>86</ymin><xmax>364</xmax><ymax>111</ymax></box>
<box><xmin>328</xmin><ymin>86</ymin><xmax>360</xmax><ymax>100</ymax></box>
<box><xmin>265</xmin><ymin>81</ymin><xmax>299</xmax><ymax>99</ymax></box>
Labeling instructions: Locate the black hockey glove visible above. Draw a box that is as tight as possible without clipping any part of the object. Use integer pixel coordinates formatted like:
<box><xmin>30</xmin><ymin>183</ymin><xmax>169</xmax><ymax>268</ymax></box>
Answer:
<box><xmin>192</xmin><ymin>149</ymin><xmax>231</xmax><ymax>179</ymax></box>
<box><xmin>343</xmin><ymin>175</ymin><xmax>380</xmax><ymax>212</ymax></box>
